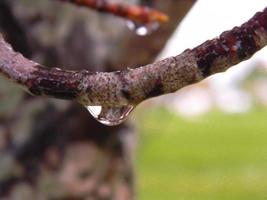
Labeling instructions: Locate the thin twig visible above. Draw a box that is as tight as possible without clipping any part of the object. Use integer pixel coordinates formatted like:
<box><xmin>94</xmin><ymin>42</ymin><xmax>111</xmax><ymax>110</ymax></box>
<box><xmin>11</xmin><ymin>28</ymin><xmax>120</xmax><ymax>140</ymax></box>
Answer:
<box><xmin>57</xmin><ymin>0</ymin><xmax>169</xmax><ymax>24</ymax></box>
<box><xmin>0</xmin><ymin>8</ymin><xmax>267</xmax><ymax>107</ymax></box>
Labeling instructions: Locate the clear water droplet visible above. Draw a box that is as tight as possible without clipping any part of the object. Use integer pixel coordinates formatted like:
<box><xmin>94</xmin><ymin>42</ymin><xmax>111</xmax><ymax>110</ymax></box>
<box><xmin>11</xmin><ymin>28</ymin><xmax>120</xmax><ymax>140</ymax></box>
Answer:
<box><xmin>86</xmin><ymin>105</ymin><xmax>134</xmax><ymax>126</ymax></box>
<box><xmin>126</xmin><ymin>20</ymin><xmax>160</xmax><ymax>36</ymax></box>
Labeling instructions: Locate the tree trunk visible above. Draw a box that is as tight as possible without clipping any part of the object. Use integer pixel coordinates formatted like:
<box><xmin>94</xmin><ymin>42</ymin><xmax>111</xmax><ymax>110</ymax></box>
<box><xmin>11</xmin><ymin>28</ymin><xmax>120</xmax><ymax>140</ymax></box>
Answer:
<box><xmin>0</xmin><ymin>0</ymin><xmax>194</xmax><ymax>199</ymax></box>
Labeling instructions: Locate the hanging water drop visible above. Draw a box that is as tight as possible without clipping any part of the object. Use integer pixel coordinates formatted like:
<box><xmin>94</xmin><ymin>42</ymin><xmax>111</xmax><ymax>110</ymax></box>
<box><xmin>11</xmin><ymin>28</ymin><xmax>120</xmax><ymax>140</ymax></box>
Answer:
<box><xmin>126</xmin><ymin>20</ymin><xmax>160</xmax><ymax>36</ymax></box>
<box><xmin>86</xmin><ymin>105</ymin><xmax>134</xmax><ymax>126</ymax></box>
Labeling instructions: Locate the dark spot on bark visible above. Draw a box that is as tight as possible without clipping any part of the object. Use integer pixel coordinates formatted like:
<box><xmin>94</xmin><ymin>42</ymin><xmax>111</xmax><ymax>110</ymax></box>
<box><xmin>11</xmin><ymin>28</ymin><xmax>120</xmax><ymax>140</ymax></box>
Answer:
<box><xmin>86</xmin><ymin>85</ymin><xmax>91</xmax><ymax>93</ymax></box>
<box><xmin>27</xmin><ymin>65</ymin><xmax>83</xmax><ymax>99</ymax></box>
<box><xmin>121</xmin><ymin>88</ymin><xmax>131</xmax><ymax>100</ymax></box>
<box><xmin>256</xmin><ymin>11</ymin><xmax>267</xmax><ymax>31</ymax></box>
<box><xmin>116</xmin><ymin>70</ymin><xmax>134</xmax><ymax>101</ymax></box>
<box><xmin>194</xmin><ymin>39</ymin><xmax>222</xmax><ymax>77</ymax></box>
<box><xmin>194</xmin><ymin>10</ymin><xmax>265</xmax><ymax>77</ymax></box>
<box><xmin>146</xmin><ymin>78</ymin><xmax>163</xmax><ymax>98</ymax></box>
<box><xmin>230</xmin><ymin>26</ymin><xmax>257</xmax><ymax>60</ymax></box>
<box><xmin>114</xmin><ymin>5</ymin><xmax>128</xmax><ymax>17</ymax></box>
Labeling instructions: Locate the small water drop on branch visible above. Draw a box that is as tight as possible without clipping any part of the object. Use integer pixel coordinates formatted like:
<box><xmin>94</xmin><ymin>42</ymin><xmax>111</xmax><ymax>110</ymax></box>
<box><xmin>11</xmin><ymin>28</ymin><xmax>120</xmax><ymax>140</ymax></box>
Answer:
<box><xmin>126</xmin><ymin>20</ymin><xmax>160</xmax><ymax>36</ymax></box>
<box><xmin>86</xmin><ymin>105</ymin><xmax>134</xmax><ymax>126</ymax></box>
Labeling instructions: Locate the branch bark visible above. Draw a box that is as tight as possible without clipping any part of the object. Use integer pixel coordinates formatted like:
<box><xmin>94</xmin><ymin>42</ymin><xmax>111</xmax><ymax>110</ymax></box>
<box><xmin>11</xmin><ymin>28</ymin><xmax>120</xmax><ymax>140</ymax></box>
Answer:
<box><xmin>58</xmin><ymin>0</ymin><xmax>169</xmax><ymax>24</ymax></box>
<box><xmin>0</xmin><ymin>8</ymin><xmax>267</xmax><ymax>107</ymax></box>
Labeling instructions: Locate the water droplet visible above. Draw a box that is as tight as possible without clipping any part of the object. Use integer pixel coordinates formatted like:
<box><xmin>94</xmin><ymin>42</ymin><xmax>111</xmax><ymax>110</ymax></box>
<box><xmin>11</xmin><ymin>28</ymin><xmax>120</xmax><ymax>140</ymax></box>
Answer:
<box><xmin>86</xmin><ymin>105</ymin><xmax>134</xmax><ymax>126</ymax></box>
<box><xmin>126</xmin><ymin>20</ymin><xmax>160</xmax><ymax>36</ymax></box>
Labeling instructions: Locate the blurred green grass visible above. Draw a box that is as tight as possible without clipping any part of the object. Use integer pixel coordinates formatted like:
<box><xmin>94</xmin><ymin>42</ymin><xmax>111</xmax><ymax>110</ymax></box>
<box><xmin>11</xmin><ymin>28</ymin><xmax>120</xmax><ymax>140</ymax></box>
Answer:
<box><xmin>135</xmin><ymin>106</ymin><xmax>267</xmax><ymax>200</ymax></box>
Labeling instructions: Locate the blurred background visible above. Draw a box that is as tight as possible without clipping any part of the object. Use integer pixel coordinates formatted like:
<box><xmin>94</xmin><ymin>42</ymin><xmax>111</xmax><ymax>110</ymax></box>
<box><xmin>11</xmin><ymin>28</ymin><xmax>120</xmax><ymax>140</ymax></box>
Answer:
<box><xmin>0</xmin><ymin>0</ymin><xmax>267</xmax><ymax>199</ymax></box>
<box><xmin>136</xmin><ymin>1</ymin><xmax>267</xmax><ymax>199</ymax></box>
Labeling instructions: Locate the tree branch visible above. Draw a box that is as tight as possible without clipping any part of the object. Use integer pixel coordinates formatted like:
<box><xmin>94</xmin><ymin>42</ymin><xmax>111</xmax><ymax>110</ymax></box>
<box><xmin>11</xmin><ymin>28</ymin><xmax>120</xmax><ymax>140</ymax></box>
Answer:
<box><xmin>0</xmin><ymin>8</ymin><xmax>267</xmax><ymax>107</ymax></box>
<box><xmin>57</xmin><ymin>0</ymin><xmax>169</xmax><ymax>24</ymax></box>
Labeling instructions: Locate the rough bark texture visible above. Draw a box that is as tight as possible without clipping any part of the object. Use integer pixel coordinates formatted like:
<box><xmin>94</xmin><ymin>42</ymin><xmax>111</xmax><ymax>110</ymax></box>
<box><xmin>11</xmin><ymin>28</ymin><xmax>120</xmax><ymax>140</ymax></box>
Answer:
<box><xmin>0</xmin><ymin>0</ymin><xmax>194</xmax><ymax>199</ymax></box>
<box><xmin>1</xmin><ymin>7</ymin><xmax>267</xmax><ymax>108</ymax></box>
<box><xmin>57</xmin><ymin>0</ymin><xmax>169</xmax><ymax>24</ymax></box>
